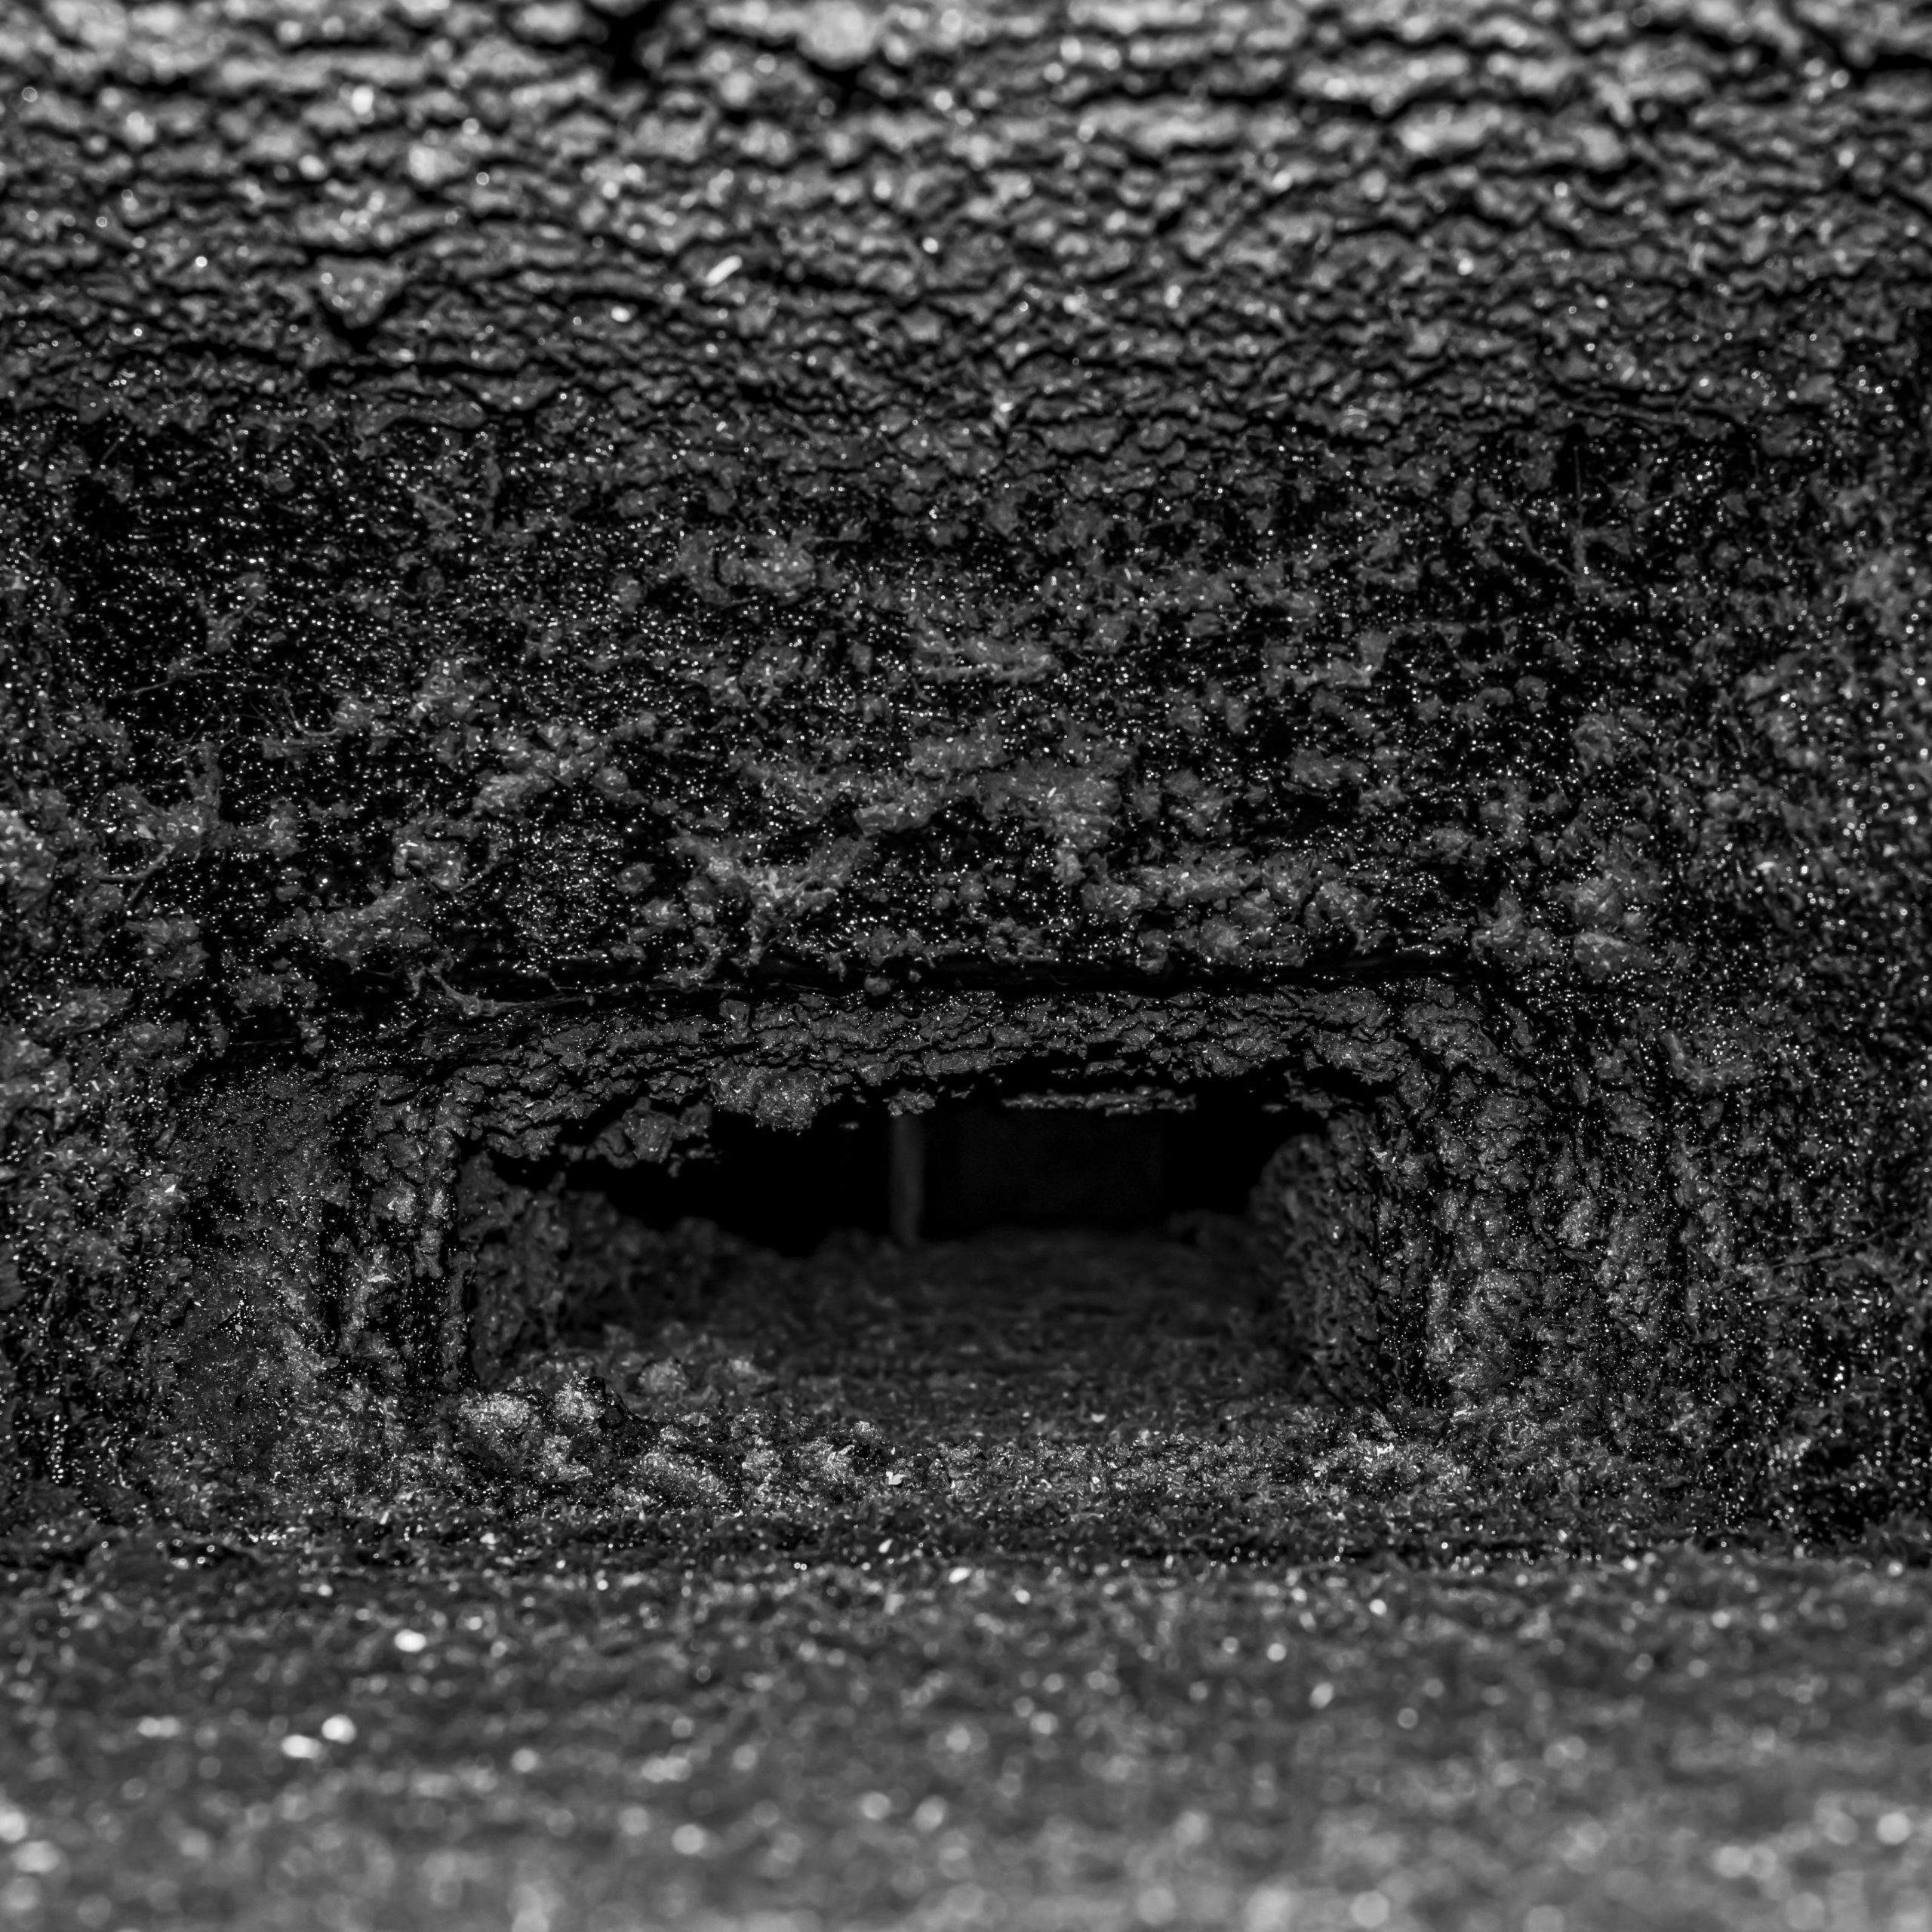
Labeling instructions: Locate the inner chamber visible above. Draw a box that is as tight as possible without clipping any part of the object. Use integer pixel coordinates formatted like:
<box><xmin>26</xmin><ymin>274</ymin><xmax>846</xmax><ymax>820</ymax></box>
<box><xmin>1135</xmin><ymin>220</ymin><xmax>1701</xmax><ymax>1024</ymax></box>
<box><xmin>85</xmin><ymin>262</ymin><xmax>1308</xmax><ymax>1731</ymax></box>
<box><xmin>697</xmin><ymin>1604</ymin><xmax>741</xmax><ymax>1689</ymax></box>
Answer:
<box><xmin>588</xmin><ymin>1087</ymin><xmax>1297</xmax><ymax>1252</ymax></box>
<box><xmin>457</xmin><ymin>1085</ymin><xmax>1312</xmax><ymax>1383</ymax></box>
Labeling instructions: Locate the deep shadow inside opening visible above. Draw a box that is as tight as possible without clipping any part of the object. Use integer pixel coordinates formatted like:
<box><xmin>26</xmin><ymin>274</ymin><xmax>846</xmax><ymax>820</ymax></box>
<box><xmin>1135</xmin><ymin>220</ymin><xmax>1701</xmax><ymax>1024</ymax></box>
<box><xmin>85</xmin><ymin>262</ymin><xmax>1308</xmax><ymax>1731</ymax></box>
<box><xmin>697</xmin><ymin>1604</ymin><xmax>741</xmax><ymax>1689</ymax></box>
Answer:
<box><xmin>459</xmin><ymin>1084</ymin><xmax>1318</xmax><ymax>1384</ymax></box>
<box><xmin>568</xmin><ymin>1086</ymin><xmax>1300</xmax><ymax>1256</ymax></box>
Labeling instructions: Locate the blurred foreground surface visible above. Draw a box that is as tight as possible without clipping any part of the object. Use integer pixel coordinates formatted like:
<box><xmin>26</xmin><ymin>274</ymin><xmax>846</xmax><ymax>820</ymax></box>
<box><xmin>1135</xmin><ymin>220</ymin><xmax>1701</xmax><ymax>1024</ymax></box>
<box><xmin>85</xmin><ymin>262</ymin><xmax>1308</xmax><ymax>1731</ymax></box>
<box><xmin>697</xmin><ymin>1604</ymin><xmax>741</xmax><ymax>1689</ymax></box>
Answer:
<box><xmin>5</xmin><ymin>1230</ymin><xmax>1932</xmax><ymax>1932</ymax></box>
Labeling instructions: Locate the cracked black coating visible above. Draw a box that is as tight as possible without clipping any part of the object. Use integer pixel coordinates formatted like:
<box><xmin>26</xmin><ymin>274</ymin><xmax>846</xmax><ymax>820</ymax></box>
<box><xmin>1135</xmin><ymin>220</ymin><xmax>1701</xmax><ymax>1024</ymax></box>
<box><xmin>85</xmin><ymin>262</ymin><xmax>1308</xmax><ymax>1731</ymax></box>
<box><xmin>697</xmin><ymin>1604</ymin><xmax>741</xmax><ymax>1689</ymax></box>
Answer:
<box><xmin>2</xmin><ymin>0</ymin><xmax>1932</xmax><ymax>1526</ymax></box>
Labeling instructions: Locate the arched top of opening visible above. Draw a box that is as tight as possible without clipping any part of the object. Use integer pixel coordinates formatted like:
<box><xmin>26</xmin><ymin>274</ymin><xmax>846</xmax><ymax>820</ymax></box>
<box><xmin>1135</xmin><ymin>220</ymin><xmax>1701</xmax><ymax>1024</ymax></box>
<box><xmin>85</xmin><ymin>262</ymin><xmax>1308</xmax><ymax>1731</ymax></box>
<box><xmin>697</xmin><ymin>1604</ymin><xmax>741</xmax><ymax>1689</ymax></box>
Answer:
<box><xmin>503</xmin><ymin>1080</ymin><xmax>1315</xmax><ymax>1257</ymax></box>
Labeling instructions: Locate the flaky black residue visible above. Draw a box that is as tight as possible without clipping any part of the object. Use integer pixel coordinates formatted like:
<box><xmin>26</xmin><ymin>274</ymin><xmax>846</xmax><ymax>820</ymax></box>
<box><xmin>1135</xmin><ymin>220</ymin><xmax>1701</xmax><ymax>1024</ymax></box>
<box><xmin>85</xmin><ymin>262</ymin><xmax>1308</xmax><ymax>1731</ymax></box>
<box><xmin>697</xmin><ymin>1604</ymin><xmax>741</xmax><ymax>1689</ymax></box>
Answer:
<box><xmin>4</xmin><ymin>0</ymin><xmax>1932</xmax><ymax>1538</ymax></box>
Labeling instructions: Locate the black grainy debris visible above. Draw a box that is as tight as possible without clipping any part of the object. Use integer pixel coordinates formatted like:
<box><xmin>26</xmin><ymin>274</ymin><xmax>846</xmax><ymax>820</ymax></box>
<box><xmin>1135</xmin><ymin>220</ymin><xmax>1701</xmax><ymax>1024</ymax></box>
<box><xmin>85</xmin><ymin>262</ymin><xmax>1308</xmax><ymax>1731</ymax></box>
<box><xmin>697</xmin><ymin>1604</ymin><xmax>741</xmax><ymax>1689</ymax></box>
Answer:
<box><xmin>3</xmin><ymin>1</ymin><xmax>1932</xmax><ymax>1925</ymax></box>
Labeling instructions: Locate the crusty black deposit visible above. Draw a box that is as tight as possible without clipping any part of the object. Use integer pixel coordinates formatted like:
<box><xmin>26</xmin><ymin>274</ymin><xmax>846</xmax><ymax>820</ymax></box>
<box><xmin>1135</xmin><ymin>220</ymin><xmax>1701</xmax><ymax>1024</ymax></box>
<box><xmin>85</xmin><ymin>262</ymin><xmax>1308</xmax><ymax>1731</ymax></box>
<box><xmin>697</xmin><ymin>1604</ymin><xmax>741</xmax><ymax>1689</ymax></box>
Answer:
<box><xmin>2</xmin><ymin>0</ymin><xmax>1930</xmax><ymax>1531</ymax></box>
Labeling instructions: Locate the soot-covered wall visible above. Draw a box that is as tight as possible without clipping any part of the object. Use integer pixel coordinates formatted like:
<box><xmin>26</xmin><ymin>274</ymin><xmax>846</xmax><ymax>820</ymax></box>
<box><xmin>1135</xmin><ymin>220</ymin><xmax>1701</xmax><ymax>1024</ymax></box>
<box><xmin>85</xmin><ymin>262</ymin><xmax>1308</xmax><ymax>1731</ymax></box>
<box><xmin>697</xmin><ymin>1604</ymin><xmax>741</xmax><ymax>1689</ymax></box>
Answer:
<box><xmin>3</xmin><ymin>0</ymin><xmax>1932</xmax><ymax>1522</ymax></box>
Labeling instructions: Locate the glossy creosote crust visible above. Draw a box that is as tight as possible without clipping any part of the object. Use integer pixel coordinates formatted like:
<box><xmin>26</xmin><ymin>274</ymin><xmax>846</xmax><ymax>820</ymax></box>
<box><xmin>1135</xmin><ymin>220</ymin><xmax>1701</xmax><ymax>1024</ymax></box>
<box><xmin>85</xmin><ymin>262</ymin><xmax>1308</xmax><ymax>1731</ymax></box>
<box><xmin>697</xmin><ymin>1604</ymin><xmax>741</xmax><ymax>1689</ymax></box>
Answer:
<box><xmin>2</xmin><ymin>0</ymin><xmax>1931</xmax><ymax>1525</ymax></box>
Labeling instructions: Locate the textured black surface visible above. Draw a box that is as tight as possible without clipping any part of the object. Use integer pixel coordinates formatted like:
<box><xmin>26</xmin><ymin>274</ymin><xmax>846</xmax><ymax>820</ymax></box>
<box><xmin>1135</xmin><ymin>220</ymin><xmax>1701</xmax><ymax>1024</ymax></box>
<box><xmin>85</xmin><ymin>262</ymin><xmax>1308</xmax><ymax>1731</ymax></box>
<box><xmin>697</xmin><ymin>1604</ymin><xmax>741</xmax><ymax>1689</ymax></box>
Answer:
<box><xmin>3</xmin><ymin>1228</ymin><xmax>1931</xmax><ymax>1930</ymax></box>
<box><xmin>3</xmin><ymin>0</ymin><xmax>1932</xmax><ymax>1521</ymax></box>
<box><xmin>11</xmin><ymin>1538</ymin><xmax>1932</xmax><ymax>1932</ymax></box>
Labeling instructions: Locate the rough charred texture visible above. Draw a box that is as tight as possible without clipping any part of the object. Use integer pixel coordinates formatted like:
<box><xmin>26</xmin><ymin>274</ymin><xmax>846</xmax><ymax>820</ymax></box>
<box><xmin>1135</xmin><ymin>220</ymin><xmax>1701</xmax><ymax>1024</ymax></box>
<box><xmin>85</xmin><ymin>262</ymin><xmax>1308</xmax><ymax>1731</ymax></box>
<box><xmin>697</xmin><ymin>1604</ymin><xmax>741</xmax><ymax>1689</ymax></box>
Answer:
<box><xmin>4</xmin><ymin>0</ymin><xmax>1932</xmax><ymax>1523</ymax></box>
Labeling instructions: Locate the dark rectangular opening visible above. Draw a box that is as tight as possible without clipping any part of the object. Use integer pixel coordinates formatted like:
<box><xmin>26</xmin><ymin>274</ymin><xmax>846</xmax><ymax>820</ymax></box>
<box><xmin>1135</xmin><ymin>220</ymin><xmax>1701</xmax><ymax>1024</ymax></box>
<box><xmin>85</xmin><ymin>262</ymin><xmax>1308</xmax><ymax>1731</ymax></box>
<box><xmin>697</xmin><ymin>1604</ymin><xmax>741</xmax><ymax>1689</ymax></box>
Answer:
<box><xmin>571</xmin><ymin>1085</ymin><xmax>1297</xmax><ymax>1254</ymax></box>
<box><xmin>462</xmin><ymin>1085</ymin><xmax>1315</xmax><ymax>1382</ymax></box>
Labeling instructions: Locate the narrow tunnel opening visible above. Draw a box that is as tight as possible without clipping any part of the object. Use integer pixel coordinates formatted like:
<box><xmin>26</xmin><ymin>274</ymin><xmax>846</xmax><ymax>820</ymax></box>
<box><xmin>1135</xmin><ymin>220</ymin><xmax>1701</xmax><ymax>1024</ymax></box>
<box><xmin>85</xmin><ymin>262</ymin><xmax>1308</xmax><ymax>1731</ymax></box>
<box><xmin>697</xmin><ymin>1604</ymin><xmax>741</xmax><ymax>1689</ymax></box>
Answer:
<box><xmin>571</xmin><ymin>1085</ymin><xmax>1300</xmax><ymax>1252</ymax></box>
<box><xmin>458</xmin><ymin>1084</ymin><xmax>1321</xmax><ymax>1385</ymax></box>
